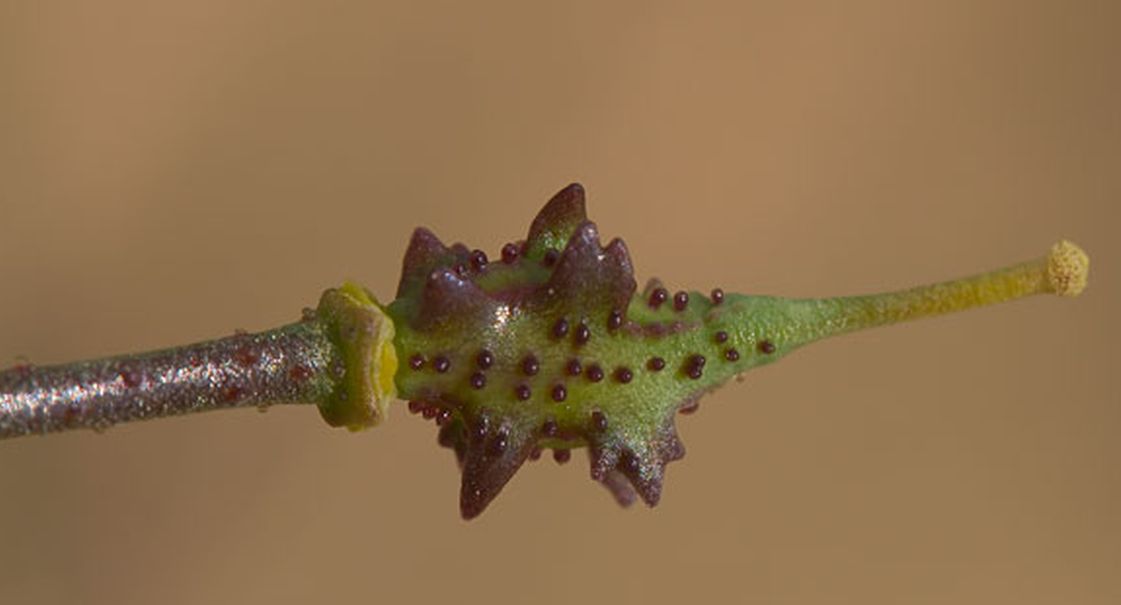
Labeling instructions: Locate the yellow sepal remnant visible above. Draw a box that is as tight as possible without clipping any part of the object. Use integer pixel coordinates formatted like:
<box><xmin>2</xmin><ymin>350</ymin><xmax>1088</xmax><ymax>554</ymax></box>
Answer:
<box><xmin>316</xmin><ymin>282</ymin><xmax>398</xmax><ymax>430</ymax></box>
<box><xmin>334</xmin><ymin>282</ymin><xmax>400</xmax><ymax>409</ymax></box>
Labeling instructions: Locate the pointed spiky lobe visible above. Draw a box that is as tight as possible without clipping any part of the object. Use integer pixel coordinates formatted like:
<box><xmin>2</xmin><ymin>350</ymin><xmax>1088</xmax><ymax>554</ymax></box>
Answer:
<box><xmin>388</xmin><ymin>184</ymin><xmax>767</xmax><ymax>518</ymax></box>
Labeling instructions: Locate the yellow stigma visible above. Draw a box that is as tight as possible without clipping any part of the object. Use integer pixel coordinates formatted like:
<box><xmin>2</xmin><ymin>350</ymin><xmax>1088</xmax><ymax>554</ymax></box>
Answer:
<box><xmin>1046</xmin><ymin>240</ymin><xmax>1089</xmax><ymax>297</ymax></box>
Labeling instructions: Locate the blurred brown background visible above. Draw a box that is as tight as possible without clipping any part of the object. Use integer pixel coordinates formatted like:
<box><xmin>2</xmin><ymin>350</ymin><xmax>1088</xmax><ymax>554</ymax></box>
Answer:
<box><xmin>1</xmin><ymin>1</ymin><xmax>1118</xmax><ymax>603</ymax></box>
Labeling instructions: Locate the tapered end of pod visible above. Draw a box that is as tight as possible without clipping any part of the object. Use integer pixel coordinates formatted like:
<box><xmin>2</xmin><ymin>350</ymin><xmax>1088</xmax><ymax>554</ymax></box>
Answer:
<box><xmin>1046</xmin><ymin>240</ymin><xmax>1089</xmax><ymax>297</ymax></box>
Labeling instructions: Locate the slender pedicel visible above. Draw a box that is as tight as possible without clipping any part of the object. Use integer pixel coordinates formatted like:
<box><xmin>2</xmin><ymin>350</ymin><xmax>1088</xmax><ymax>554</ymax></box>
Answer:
<box><xmin>0</xmin><ymin>321</ymin><xmax>334</xmax><ymax>438</ymax></box>
<box><xmin>0</xmin><ymin>184</ymin><xmax>1089</xmax><ymax>520</ymax></box>
<box><xmin>0</xmin><ymin>284</ymin><xmax>396</xmax><ymax>439</ymax></box>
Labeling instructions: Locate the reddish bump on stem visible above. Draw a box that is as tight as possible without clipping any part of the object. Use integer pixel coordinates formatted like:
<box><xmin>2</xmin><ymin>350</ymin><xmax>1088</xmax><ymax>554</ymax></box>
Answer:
<box><xmin>552</xmin><ymin>318</ymin><xmax>569</xmax><ymax>339</ymax></box>
<box><xmin>288</xmin><ymin>364</ymin><xmax>311</xmax><ymax>381</ymax></box>
<box><xmin>607</xmin><ymin>309</ymin><xmax>623</xmax><ymax>331</ymax></box>
<box><xmin>586</xmin><ymin>364</ymin><xmax>605</xmax><ymax>382</ymax></box>
<box><xmin>542</xmin><ymin>249</ymin><xmax>560</xmax><ymax>267</ymax></box>
<box><xmin>489</xmin><ymin>428</ymin><xmax>509</xmax><ymax>456</ymax></box>
<box><xmin>436</xmin><ymin>409</ymin><xmax>453</xmax><ymax>426</ymax></box>
<box><xmin>684</xmin><ymin>355</ymin><xmax>706</xmax><ymax>379</ymax></box>
<box><xmin>673</xmin><ymin>291</ymin><xmax>689</xmax><ymax>311</ymax></box>
<box><xmin>234</xmin><ymin>346</ymin><xmax>260</xmax><ymax>367</ymax></box>
<box><xmin>522</xmin><ymin>354</ymin><xmax>540</xmax><ymax>376</ymax></box>
<box><xmin>574</xmin><ymin>322</ymin><xmax>591</xmax><ymax>345</ymax></box>
<box><xmin>476</xmin><ymin>349</ymin><xmax>494</xmax><ymax>369</ymax></box>
<box><xmin>433</xmin><ymin>356</ymin><xmax>451</xmax><ymax>373</ymax></box>
<box><xmin>614</xmin><ymin>367</ymin><xmax>633</xmax><ymax>383</ymax></box>
<box><xmin>470</xmin><ymin>249</ymin><xmax>488</xmax><ymax>271</ymax></box>
<box><xmin>566</xmin><ymin>359</ymin><xmax>583</xmax><ymax>376</ymax></box>
<box><xmin>471</xmin><ymin>411</ymin><xmax>490</xmax><ymax>442</ymax></box>
<box><xmin>120</xmin><ymin>369</ymin><xmax>142</xmax><ymax>388</ymax></box>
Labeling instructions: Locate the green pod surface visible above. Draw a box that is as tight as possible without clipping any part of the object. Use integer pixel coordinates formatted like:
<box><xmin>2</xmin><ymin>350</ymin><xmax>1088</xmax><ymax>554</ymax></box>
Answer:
<box><xmin>385</xmin><ymin>184</ymin><xmax>1088</xmax><ymax>519</ymax></box>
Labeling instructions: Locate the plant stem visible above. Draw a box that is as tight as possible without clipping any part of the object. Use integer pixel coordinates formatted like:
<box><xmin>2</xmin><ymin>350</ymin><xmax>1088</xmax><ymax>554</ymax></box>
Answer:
<box><xmin>0</xmin><ymin>283</ymin><xmax>399</xmax><ymax>441</ymax></box>
<box><xmin>0</xmin><ymin>319</ymin><xmax>341</xmax><ymax>440</ymax></box>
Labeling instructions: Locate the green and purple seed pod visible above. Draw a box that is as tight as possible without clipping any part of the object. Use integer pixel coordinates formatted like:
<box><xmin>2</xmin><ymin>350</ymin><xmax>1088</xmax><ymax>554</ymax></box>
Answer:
<box><xmin>0</xmin><ymin>184</ymin><xmax>1090</xmax><ymax>519</ymax></box>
